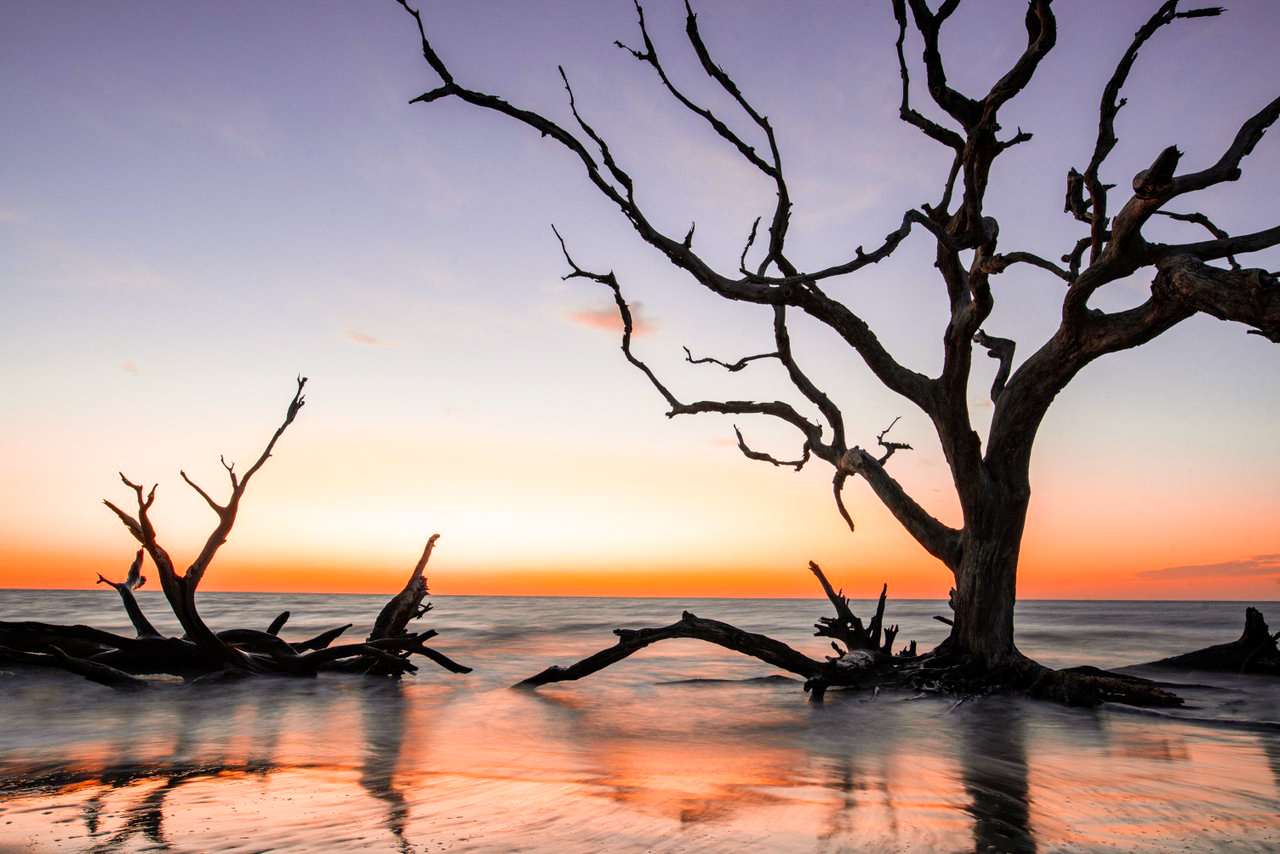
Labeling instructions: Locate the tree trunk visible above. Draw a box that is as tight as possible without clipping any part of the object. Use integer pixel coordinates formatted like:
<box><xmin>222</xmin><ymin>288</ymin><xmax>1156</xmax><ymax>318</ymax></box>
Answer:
<box><xmin>949</xmin><ymin>486</ymin><xmax>1029</xmax><ymax>668</ymax></box>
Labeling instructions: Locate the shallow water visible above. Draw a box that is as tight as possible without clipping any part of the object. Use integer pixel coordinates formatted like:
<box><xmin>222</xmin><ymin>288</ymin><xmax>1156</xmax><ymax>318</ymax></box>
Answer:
<box><xmin>1</xmin><ymin>592</ymin><xmax>1278</xmax><ymax>852</ymax></box>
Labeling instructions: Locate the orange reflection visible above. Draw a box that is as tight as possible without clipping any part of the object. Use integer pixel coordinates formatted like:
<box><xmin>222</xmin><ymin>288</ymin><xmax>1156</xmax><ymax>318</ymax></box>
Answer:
<box><xmin>3</xmin><ymin>673</ymin><xmax>1279</xmax><ymax>852</ymax></box>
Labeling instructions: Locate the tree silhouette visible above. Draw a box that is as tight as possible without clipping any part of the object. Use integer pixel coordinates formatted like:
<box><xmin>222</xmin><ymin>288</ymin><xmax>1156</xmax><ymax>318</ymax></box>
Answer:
<box><xmin>395</xmin><ymin>0</ymin><xmax>1279</xmax><ymax>675</ymax></box>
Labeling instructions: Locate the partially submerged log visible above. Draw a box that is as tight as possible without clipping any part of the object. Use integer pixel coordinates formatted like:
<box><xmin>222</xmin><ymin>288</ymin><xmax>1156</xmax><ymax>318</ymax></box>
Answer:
<box><xmin>515</xmin><ymin>562</ymin><xmax>910</xmax><ymax>702</ymax></box>
<box><xmin>1143</xmin><ymin>607</ymin><xmax>1280</xmax><ymax>675</ymax></box>
<box><xmin>0</xmin><ymin>378</ymin><xmax>470</xmax><ymax>689</ymax></box>
<box><xmin>517</xmin><ymin>611</ymin><xmax>826</xmax><ymax>688</ymax></box>
<box><xmin>509</xmin><ymin>562</ymin><xmax>1274</xmax><ymax>708</ymax></box>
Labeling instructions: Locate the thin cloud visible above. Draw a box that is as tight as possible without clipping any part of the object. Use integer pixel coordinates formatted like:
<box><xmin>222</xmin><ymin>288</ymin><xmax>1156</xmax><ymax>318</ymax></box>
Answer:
<box><xmin>121</xmin><ymin>360</ymin><xmax>139</xmax><ymax>375</ymax></box>
<box><xmin>567</xmin><ymin>301</ymin><xmax>654</xmax><ymax>337</ymax></box>
<box><xmin>0</xmin><ymin>209</ymin><xmax>27</xmax><ymax>224</ymax></box>
<box><xmin>346</xmin><ymin>329</ymin><xmax>380</xmax><ymax>347</ymax></box>
<box><xmin>1137</xmin><ymin>554</ymin><xmax>1280</xmax><ymax>580</ymax></box>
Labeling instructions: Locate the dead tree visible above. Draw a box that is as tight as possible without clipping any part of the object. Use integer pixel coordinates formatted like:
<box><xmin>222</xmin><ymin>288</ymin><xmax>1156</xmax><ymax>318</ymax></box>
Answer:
<box><xmin>396</xmin><ymin>0</ymin><xmax>1279</xmax><ymax>677</ymax></box>
<box><xmin>0</xmin><ymin>378</ymin><xmax>471</xmax><ymax>688</ymax></box>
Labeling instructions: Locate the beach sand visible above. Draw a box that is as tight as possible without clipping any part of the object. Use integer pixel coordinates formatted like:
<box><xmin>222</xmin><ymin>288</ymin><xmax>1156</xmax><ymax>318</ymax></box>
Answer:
<box><xmin>2</xmin><ymin>593</ymin><xmax>1278</xmax><ymax>852</ymax></box>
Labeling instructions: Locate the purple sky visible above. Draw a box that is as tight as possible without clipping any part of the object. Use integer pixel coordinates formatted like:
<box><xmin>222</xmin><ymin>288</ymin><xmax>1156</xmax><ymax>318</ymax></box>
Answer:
<box><xmin>1</xmin><ymin>1</ymin><xmax>1277</xmax><ymax>597</ymax></box>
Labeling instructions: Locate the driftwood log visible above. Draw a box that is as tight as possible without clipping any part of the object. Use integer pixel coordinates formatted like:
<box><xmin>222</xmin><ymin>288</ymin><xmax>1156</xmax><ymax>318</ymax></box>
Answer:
<box><xmin>513</xmin><ymin>561</ymin><xmax>1279</xmax><ymax>708</ymax></box>
<box><xmin>0</xmin><ymin>378</ymin><xmax>470</xmax><ymax>690</ymax></box>
<box><xmin>1144</xmin><ymin>607</ymin><xmax>1280</xmax><ymax>675</ymax></box>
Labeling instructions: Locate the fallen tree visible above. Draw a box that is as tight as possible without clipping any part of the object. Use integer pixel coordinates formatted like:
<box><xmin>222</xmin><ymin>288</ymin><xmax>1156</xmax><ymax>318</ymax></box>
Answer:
<box><xmin>0</xmin><ymin>378</ymin><xmax>471</xmax><ymax>690</ymax></box>
<box><xmin>516</xmin><ymin>562</ymin><xmax>1277</xmax><ymax>707</ymax></box>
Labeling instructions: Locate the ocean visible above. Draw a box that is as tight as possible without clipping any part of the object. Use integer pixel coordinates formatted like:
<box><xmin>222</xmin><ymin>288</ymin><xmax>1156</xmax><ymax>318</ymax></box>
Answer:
<box><xmin>1</xmin><ymin>591</ymin><xmax>1277</xmax><ymax>852</ymax></box>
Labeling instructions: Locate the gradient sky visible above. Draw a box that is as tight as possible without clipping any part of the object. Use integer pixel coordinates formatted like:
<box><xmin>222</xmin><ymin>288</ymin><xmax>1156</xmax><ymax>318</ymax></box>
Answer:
<box><xmin>2</xmin><ymin>1</ymin><xmax>1277</xmax><ymax>600</ymax></box>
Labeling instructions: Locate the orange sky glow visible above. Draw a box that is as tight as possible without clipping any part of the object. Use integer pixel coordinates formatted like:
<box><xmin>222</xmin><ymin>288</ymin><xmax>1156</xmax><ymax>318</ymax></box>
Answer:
<box><xmin>1</xmin><ymin>2</ymin><xmax>1277</xmax><ymax>602</ymax></box>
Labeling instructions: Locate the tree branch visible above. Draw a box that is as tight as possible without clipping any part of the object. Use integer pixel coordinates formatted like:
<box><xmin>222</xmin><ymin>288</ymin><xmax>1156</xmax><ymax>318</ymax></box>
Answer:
<box><xmin>616</xmin><ymin>1</ymin><xmax>776</xmax><ymax>178</ymax></box>
<box><xmin>96</xmin><ymin>549</ymin><xmax>161</xmax><ymax>638</ymax></box>
<box><xmin>892</xmin><ymin>0</ymin><xmax>964</xmax><ymax>152</ymax></box>
<box><xmin>369</xmin><ymin>535</ymin><xmax>438</xmax><ymax>641</ymax></box>
<box><xmin>981</xmin><ymin>251</ymin><xmax>1072</xmax><ymax>282</ymax></box>
<box><xmin>400</xmin><ymin>1</ymin><xmax>938</xmax><ymax>420</ymax></box>
<box><xmin>733</xmin><ymin>426</ymin><xmax>809</xmax><ymax>471</ymax></box>
<box><xmin>683</xmin><ymin>346</ymin><xmax>776</xmax><ymax>373</ymax></box>
<box><xmin>1154</xmin><ymin>210</ymin><xmax>1240</xmax><ymax>270</ymax></box>
<box><xmin>874</xmin><ymin>417</ymin><xmax>912</xmax><ymax>465</ymax></box>
<box><xmin>1076</xmin><ymin>2</ymin><xmax>1216</xmax><ymax>262</ymax></box>
<box><xmin>555</xmin><ymin>227</ymin><xmax>832</xmax><ymax>455</ymax></box>
<box><xmin>901</xmin><ymin>0</ymin><xmax>981</xmax><ymax>130</ymax></box>
<box><xmin>1171</xmin><ymin>94</ymin><xmax>1280</xmax><ymax>196</ymax></box>
<box><xmin>1150</xmin><ymin>224</ymin><xmax>1280</xmax><ymax>268</ymax></box>
<box><xmin>184</xmin><ymin>376</ymin><xmax>307</xmax><ymax>592</ymax></box>
<box><xmin>973</xmin><ymin>329</ymin><xmax>1016</xmax><ymax>402</ymax></box>
<box><xmin>836</xmin><ymin>443</ymin><xmax>960</xmax><ymax>569</ymax></box>
<box><xmin>1154</xmin><ymin>255</ymin><xmax>1280</xmax><ymax>342</ymax></box>
<box><xmin>515</xmin><ymin>611</ymin><xmax>825</xmax><ymax>687</ymax></box>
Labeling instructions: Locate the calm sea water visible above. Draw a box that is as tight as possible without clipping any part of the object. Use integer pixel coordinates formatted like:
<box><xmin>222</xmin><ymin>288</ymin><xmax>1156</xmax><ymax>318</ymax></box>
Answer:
<box><xmin>1</xmin><ymin>591</ymin><xmax>1278</xmax><ymax>852</ymax></box>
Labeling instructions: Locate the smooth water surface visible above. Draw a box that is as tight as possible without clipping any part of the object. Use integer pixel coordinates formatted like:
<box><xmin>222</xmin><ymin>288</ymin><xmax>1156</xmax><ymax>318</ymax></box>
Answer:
<box><xmin>1</xmin><ymin>592</ymin><xmax>1277</xmax><ymax>852</ymax></box>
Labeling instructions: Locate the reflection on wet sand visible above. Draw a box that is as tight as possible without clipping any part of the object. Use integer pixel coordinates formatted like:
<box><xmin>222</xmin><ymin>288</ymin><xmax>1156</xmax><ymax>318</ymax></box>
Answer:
<box><xmin>1</xmin><ymin>679</ymin><xmax>289</xmax><ymax>852</ymax></box>
<box><xmin>527</xmin><ymin>686</ymin><xmax>797</xmax><ymax>824</ymax></box>
<box><xmin>359</xmin><ymin>680</ymin><xmax>411</xmax><ymax>852</ymax></box>
<box><xmin>2</xmin><ymin>670</ymin><xmax>1278</xmax><ymax>852</ymax></box>
<box><xmin>955</xmin><ymin>700</ymin><xmax>1035</xmax><ymax>854</ymax></box>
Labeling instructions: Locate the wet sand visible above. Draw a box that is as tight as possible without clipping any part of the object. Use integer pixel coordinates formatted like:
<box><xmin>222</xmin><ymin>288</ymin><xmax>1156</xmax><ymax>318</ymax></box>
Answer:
<box><xmin>2</xmin><ymin>593</ymin><xmax>1278</xmax><ymax>851</ymax></box>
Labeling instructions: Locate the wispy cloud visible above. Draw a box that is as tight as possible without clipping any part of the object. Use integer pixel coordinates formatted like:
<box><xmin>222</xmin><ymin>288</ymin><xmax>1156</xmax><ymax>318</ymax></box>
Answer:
<box><xmin>121</xmin><ymin>360</ymin><xmax>139</xmax><ymax>375</ymax></box>
<box><xmin>170</xmin><ymin>104</ymin><xmax>276</xmax><ymax>160</ymax></box>
<box><xmin>567</xmin><ymin>301</ymin><xmax>654</xmax><ymax>336</ymax></box>
<box><xmin>19</xmin><ymin>238</ymin><xmax>170</xmax><ymax>293</ymax></box>
<box><xmin>346</xmin><ymin>329</ymin><xmax>381</xmax><ymax>347</ymax></box>
<box><xmin>1137</xmin><ymin>554</ymin><xmax>1280</xmax><ymax>580</ymax></box>
<box><xmin>0</xmin><ymin>208</ymin><xmax>27</xmax><ymax>224</ymax></box>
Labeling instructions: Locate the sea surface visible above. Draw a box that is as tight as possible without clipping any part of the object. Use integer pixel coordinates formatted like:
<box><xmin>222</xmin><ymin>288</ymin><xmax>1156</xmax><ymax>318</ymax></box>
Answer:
<box><xmin>1</xmin><ymin>591</ymin><xmax>1278</xmax><ymax>852</ymax></box>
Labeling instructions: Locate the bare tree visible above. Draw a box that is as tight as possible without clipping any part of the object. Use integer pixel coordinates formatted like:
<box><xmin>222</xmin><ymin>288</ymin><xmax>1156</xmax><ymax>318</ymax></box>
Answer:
<box><xmin>394</xmin><ymin>0</ymin><xmax>1279</xmax><ymax>681</ymax></box>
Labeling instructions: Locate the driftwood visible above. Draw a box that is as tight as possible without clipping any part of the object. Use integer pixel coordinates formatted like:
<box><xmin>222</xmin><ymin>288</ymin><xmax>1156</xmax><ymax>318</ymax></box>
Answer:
<box><xmin>0</xmin><ymin>378</ymin><xmax>470</xmax><ymax>690</ymax></box>
<box><xmin>510</xmin><ymin>562</ymin><xmax>1280</xmax><ymax>708</ymax></box>
<box><xmin>517</xmin><ymin>612</ymin><xmax>826</xmax><ymax>688</ymax></box>
<box><xmin>1144</xmin><ymin>607</ymin><xmax>1280</xmax><ymax>675</ymax></box>
<box><xmin>516</xmin><ymin>562</ymin><xmax>917</xmax><ymax>701</ymax></box>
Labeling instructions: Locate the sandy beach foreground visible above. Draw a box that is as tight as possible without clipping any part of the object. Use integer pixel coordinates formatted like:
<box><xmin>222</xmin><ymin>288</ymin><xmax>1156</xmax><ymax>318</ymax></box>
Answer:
<box><xmin>2</xmin><ymin>592</ymin><xmax>1277</xmax><ymax>852</ymax></box>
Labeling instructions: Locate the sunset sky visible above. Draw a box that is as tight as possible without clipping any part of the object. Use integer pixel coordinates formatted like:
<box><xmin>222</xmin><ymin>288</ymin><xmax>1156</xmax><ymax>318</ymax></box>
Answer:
<box><xmin>2</xmin><ymin>1</ymin><xmax>1277</xmax><ymax>600</ymax></box>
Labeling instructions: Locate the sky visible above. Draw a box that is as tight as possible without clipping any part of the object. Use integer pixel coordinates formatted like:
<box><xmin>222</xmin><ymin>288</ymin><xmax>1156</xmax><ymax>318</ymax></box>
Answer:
<box><xmin>1</xmin><ymin>1</ymin><xmax>1277</xmax><ymax>600</ymax></box>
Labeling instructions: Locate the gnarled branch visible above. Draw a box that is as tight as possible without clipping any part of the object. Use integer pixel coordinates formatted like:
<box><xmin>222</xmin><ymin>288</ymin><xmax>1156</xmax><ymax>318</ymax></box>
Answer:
<box><xmin>96</xmin><ymin>549</ymin><xmax>160</xmax><ymax>638</ymax></box>
<box><xmin>838</xmin><ymin>444</ymin><xmax>960</xmax><ymax>569</ymax></box>
<box><xmin>554</xmin><ymin>227</ymin><xmax>832</xmax><ymax>457</ymax></box>
<box><xmin>973</xmin><ymin>329</ymin><xmax>1016</xmax><ymax>402</ymax></box>
<box><xmin>1154</xmin><ymin>255</ymin><xmax>1280</xmax><ymax>342</ymax></box>
<box><xmin>515</xmin><ymin>611</ymin><xmax>825</xmax><ymax>688</ymax></box>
